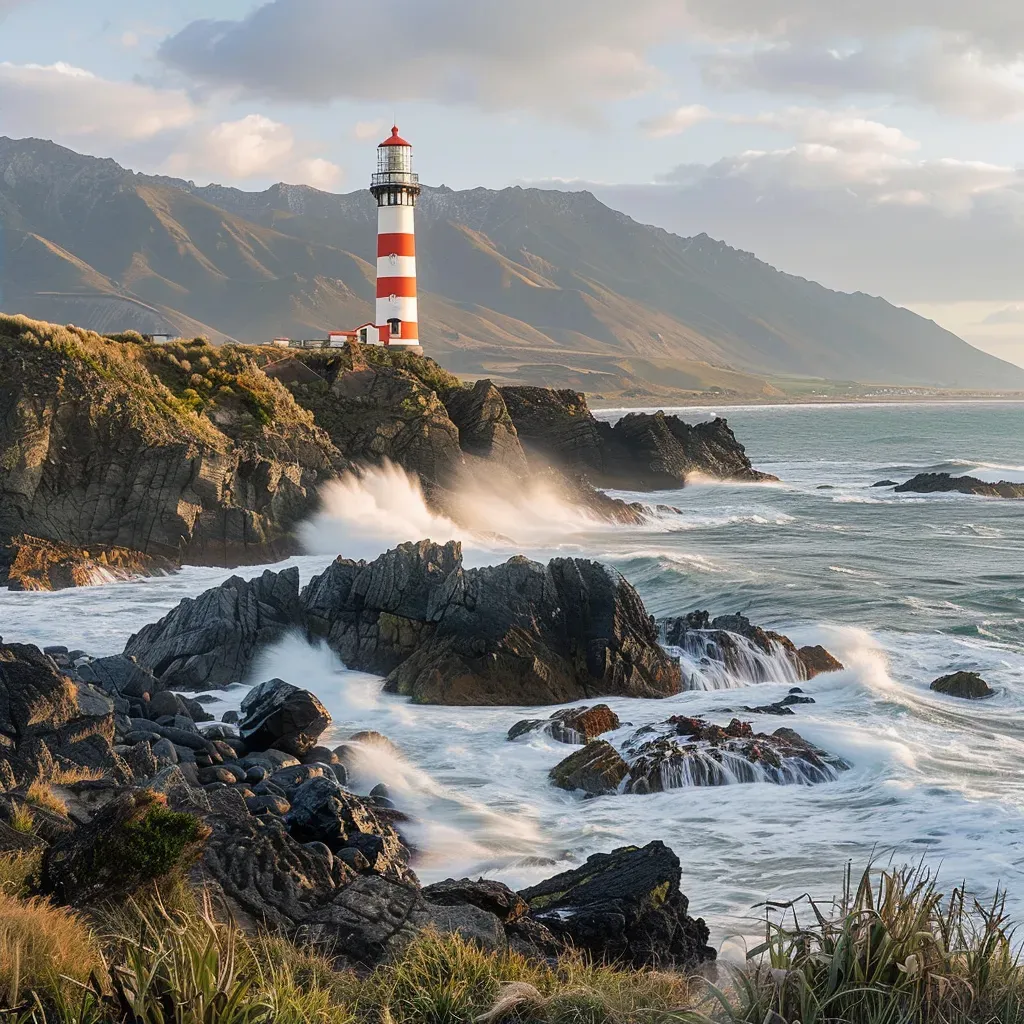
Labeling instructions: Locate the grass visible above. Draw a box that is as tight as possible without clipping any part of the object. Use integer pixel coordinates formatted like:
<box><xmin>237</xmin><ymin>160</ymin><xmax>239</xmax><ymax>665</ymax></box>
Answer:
<box><xmin>4</xmin><ymin>856</ymin><xmax>1024</xmax><ymax>1023</ymax></box>
<box><xmin>25</xmin><ymin>783</ymin><xmax>68</xmax><ymax>818</ymax></box>
<box><xmin>684</xmin><ymin>863</ymin><xmax>1024</xmax><ymax>1024</ymax></box>
<box><xmin>8</xmin><ymin>804</ymin><xmax>36</xmax><ymax>835</ymax></box>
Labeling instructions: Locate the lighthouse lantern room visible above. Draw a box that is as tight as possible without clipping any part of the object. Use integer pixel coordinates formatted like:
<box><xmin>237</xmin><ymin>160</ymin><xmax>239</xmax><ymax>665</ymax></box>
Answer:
<box><xmin>370</xmin><ymin>126</ymin><xmax>421</xmax><ymax>349</ymax></box>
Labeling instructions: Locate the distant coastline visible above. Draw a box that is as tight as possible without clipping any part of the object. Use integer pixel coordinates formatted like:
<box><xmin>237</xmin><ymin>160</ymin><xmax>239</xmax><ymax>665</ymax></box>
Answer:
<box><xmin>588</xmin><ymin>392</ymin><xmax>1024</xmax><ymax>410</ymax></box>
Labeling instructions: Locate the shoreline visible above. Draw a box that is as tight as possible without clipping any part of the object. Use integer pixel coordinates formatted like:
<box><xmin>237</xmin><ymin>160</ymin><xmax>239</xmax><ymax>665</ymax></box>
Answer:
<box><xmin>589</xmin><ymin>393</ymin><xmax>1024</xmax><ymax>411</ymax></box>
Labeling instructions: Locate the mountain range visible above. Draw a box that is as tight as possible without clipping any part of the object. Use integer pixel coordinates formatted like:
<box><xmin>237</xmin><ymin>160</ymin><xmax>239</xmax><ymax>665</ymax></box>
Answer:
<box><xmin>2</xmin><ymin>136</ymin><xmax>1022</xmax><ymax>393</ymax></box>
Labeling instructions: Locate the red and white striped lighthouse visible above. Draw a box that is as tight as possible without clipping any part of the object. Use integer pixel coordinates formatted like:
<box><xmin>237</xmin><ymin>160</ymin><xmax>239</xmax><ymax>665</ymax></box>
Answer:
<box><xmin>370</xmin><ymin>126</ymin><xmax>421</xmax><ymax>349</ymax></box>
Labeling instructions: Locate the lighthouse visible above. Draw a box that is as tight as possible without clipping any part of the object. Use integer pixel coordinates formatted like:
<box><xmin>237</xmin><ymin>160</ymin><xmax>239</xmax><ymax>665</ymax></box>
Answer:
<box><xmin>370</xmin><ymin>126</ymin><xmax>421</xmax><ymax>349</ymax></box>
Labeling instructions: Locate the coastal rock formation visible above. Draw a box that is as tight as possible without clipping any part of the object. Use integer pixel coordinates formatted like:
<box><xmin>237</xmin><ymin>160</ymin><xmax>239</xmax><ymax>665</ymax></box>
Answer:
<box><xmin>0</xmin><ymin>317</ymin><xmax>338</xmax><ymax>589</ymax></box>
<box><xmin>304</xmin><ymin>540</ymin><xmax>682</xmax><ymax>705</ymax></box>
<box><xmin>500</xmin><ymin>387</ymin><xmax>775</xmax><ymax>490</ymax></box>
<box><xmin>519</xmin><ymin>841</ymin><xmax>716</xmax><ymax>968</ymax></box>
<box><xmin>123</xmin><ymin>568</ymin><xmax>302</xmax><ymax>690</ymax></box>
<box><xmin>930</xmin><ymin>671</ymin><xmax>995</xmax><ymax>700</ymax></box>
<box><xmin>508</xmin><ymin>704</ymin><xmax>622</xmax><ymax>744</ymax></box>
<box><xmin>442</xmin><ymin>378</ymin><xmax>529</xmax><ymax>474</ymax></box>
<box><xmin>895</xmin><ymin>473</ymin><xmax>1024</xmax><ymax>499</ymax></box>
<box><xmin>550</xmin><ymin>715</ymin><xmax>850</xmax><ymax>795</ymax></box>
<box><xmin>662</xmin><ymin>611</ymin><xmax>844</xmax><ymax>685</ymax></box>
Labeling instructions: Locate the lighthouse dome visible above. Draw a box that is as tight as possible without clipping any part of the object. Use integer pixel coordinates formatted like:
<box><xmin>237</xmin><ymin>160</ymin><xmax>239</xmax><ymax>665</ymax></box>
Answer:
<box><xmin>380</xmin><ymin>125</ymin><xmax>411</xmax><ymax>147</ymax></box>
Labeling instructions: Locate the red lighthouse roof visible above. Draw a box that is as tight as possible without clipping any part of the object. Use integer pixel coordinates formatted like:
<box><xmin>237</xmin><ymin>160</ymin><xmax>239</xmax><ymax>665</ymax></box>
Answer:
<box><xmin>380</xmin><ymin>125</ymin><xmax>411</xmax><ymax>147</ymax></box>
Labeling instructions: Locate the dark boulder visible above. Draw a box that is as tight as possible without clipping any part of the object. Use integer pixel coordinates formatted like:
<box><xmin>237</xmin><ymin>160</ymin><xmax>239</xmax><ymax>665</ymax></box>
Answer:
<box><xmin>443</xmin><ymin>379</ymin><xmax>529</xmax><ymax>474</ymax></box>
<box><xmin>549</xmin><ymin>741</ymin><xmax>630</xmax><ymax>796</ymax></box>
<box><xmin>509</xmin><ymin>704</ymin><xmax>621</xmax><ymax>744</ymax></box>
<box><xmin>519</xmin><ymin>841</ymin><xmax>716</xmax><ymax>968</ymax></box>
<box><xmin>239</xmin><ymin>678</ymin><xmax>331</xmax><ymax>758</ymax></box>
<box><xmin>78</xmin><ymin>655</ymin><xmax>160</xmax><ymax>699</ymax></box>
<box><xmin>303</xmin><ymin>541</ymin><xmax>680</xmax><ymax>705</ymax></box>
<box><xmin>930</xmin><ymin>671</ymin><xmax>994</xmax><ymax>700</ymax></box>
<box><xmin>122</xmin><ymin>568</ymin><xmax>302</xmax><ymax>690</ymax></box>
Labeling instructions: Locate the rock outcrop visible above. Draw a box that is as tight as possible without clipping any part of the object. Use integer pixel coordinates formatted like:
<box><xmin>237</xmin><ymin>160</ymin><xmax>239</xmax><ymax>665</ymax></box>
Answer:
<box><xmin>662</xmin><ymin>611</ymin><xmax>844</xmax><ymax>685</ymax></box>
<box><xmin>303</xmin><ymin>541</ymin><xmax>682</xmax><ymax>706</ymax></box>
<box><xmin>123</xmin><ymin>568</ymin><xmax>301</xmax><ymax>690</ymax></box>
<box><xmin>895</xmin><ymin>473</ymin><xmax>1024</xmax><ymax>499</ymax></box>
<box><xmin>508</xmin><ymin>705</ymin><xmax>622</xmax><ymax>744</ymax></box>
<box><xmin>239</xmin><ymin>679</ymin><xmax>332</xmax><ymax>757</ymax></box>
<box><xmin>930</xmin><ymin>671</ymin><xmax>995</xmax><ymax>700</ymax></box>
<box><xmin>500</xmin><ymin>387</ymin><xmax>775</xmax><ymax>490</ymax></box>
<box><xmin>0</xmin><ymin>316</ymin><xmax>339</xmax><ymax>589</ymax></box>
<box><xmin>519</xmin><ymin>841</ymin><xmax>716</xmax><ymax>968</ymax></box>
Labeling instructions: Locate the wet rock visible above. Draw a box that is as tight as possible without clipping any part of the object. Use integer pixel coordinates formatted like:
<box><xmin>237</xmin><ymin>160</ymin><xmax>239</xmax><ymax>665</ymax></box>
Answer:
<box><xmin>721</xmin><ymin>693</ymin><xmax>816</xmax><ymax>716</ymax></box>
<box><xmin>78</xmin><ymin>655</ymin><xmax>159</xmax><ymax>699</ymax></box>
<box><xmin>509</xmin><ymin>704</ymin><xmax>621</xmax><ymax>744</ymax></box>
<box><xmin>930</xmin><ymin>671</ymin><xmax>994</xmax><ymax>700</ymax></box>
<box><xmin>123</xmin><ymin>568</ymin><xmax>302</xmax><ymax>690</ymax></box>
<box><xmin>304</xmin><ymin>541</ymin><xmax>680</xmax><ymax>706</ymax></box>
<box><xmin>662</xmin><ymin>611</ymin><xmax>844</xmax><ymax>683</ymax></box>
<box><xmin>549</xmin><ymin>741</ymin><xmax>630</xmax><ymax>796</ymax></box>
<box><xmin>873</xmin><ymin>479</ymin><xmax>898</xmax><ymax>487</ymax></box>
<box><xmin>245</xmin><ymin>795</ymin><xmax>291</xmax><ymax>816</ymax></box>
<box><xmin>423</xmin><ymin>877</ymin><xmax>530</xmax><ymax>924</ymax></box>
<box><xmin>896</xmin><ymin>472</ymin><xmax>1024</xmax><ymax>499</ymax></box>
<box><xmin>519</xmin><ymin>841</ymin><xmax>716</xmax><ymax>968</ymax></box>
<box><xmin>222</xmin><ymin>710</ymin><xmax>240</xmax><ymax>725</ymax></box>
<box><xmin>238</xmin><ymin>679</ymin><xmax>331</xmax><ymax>758</ymax></box>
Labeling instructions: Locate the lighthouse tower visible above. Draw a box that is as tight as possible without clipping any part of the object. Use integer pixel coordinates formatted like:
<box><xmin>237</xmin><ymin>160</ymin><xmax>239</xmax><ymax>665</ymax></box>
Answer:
<box><xmin>370</xmin><ymin>126</ymin><xmax>421</xmax><ymax>349</ymax></box>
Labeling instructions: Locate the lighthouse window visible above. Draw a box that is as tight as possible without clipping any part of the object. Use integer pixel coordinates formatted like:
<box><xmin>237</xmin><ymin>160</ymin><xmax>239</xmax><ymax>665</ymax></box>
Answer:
<box><xmin>389</xmin><ymin>318</ymin><xmax>401</xmax><ymax>337</ymax></box>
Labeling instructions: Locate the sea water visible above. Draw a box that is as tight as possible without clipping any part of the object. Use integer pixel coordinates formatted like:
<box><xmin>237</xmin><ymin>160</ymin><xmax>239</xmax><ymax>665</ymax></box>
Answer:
<box><xmin>2</xmin><ymin>401</ymin><xmax>1023</xmax><ymax>947</ymax></box>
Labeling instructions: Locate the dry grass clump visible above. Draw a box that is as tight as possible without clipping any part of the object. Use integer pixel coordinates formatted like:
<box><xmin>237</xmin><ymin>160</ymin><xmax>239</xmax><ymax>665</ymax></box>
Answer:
<box><xmin>0</xmin><ymin>890</ymin><xmax>107</xmax><ymax>1010</ymax></box>
<box><xmin>8</xmin><ymin>803</ymin><xmax>35</xmax><ymax>835</ymax></box>
<box><xmin>0</xmin><ymin>852</ymin><xmax>40</xmax><ymax>896</ymax></box>
<box><xmin>25</xmin><ymin>782</ymin><xmax>68</xmax><ymax>817</ymax></box>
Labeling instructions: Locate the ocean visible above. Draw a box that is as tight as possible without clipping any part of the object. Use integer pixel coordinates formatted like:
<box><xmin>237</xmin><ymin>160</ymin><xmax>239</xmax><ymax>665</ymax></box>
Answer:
<box><xmin>3</xmin><ymin>401</ymin><xmax>1023</xmax><ymax>949</ymax></box>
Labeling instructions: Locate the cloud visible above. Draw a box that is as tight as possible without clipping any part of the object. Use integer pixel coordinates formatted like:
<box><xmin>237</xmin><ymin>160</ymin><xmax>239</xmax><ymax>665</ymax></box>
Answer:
<box><xmin>158</xmin><ymin>0</ymin><xmax>682</xmax><ymax>114</ymax></box>
<box><xmin>0</xmin><ymin>61</ymin><xmax>341</xmax><ymax>188</ymax></box>
<box><xmin>353</xmin><ymin>120</ymin><xmax>387</xmax><ymax>142</ymax></box>
<box><xmin>981</xmin><ymin>304</ymin><xmax>1024</xmax><ymax>325</ymax></box>
<box><xmin>163</xmin><ymin>114</ymin><xmax>342</xmax><ymax>189</ymax></box>
<box><xmin>0</xmin><ymin>61</ymin><xmax>196</xmax><ymax>141</ymax></box>
<box><xmin>642</xmin><ymin>105</ymin><xmax>715</xmax><ymax>138</ymax></box>
<box><xmin>701</xmin><ymin>40</ymin><xmax>1024</xmax><ymax>120</ymax></box>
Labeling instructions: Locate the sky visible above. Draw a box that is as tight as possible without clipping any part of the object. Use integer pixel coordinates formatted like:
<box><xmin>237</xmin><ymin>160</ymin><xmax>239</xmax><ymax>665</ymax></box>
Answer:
<box><xmin>2</xmin><ymin>0</ymin><xmax>1024</xmax><ymax>367</ymax></box>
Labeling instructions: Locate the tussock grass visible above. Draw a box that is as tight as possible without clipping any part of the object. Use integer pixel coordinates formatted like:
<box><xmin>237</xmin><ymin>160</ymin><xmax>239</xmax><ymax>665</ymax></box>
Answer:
<box><xmin>0</xmin><ymin>852</ymin><xmax>40</xmax><ymax>896</ymax></box>
<box><xmin>25</xmin><ymin>782</ymin><xmax>68</xmax><ymax>817</ymax></box>
<box><xmin>0</xmin><ymin>890</ymin><xmax>107</xmax><ymax>1010</ymax></box>
<box><xmin>684</xmin><ymin>863</ymin><xmax>1024</xmax><ymax>1024</ymax></box>
<box><xmin>8</xmin><ymin>803</ymin><xmax>35</xmax><ymax>835</ymax></box>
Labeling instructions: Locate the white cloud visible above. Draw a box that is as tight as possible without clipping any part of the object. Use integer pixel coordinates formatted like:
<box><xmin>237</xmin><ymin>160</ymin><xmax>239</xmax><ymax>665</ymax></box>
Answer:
<box><xmin>642</xmin><ymin>105</ymin><xmax>715</xmax><ymax>137</ymax></box>
<box><xmin>0</xmin><ymin>61</ymin><xmax>197</xmax><ymax>140</ymax></box>
<box><xmin>353</xmin><ymin>120</ymin><xmax>387</xmax><ymax>142</ymax></box>
<box><xmin>982</xmin><ymin>304</ymin><xmax>1024</xmax><ymax>325</ymax></box>
<box><xmin>158</xmin><ymin>0</ymin><xmax>682</xmax><ymax>114</ymax></box>
<box><xmin>0</xmin><ymin>62</ymin><xmax>341</xmax><ymax>189</ymax></box>
<box><xmin>701</xmin><ymin>40</ymin><xmax>1024</xmax><ymax>120</ymax></box>
<box><xmin>164</xmin><ymin>114</ymin><xmax>342</xmax><ymax>188</ymax></box>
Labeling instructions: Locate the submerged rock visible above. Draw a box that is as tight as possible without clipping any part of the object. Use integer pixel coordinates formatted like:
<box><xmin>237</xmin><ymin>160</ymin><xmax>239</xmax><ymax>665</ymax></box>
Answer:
<box><xmin>518</xmin><ymin>840</ymin><xmax>716</xmax><ymax>968</ymax></box>
<box><xmin>895</xmin><ymin>473</ymin><xmax>1024</xmax><ymax>499</ymax></box>
<box><xmin>508</xmin><ymin>705</ymin><xmax>621</xmax><ymax>744</ymax></box>
<box><xmin>930</xmin><ymin>671</ymin><xmax>994</xmax><ymax>700</ymax></box>
<box><xmin>662</xmin><ymin>611</ymin><xmax>843</xmax><ymax>685</ymax></box>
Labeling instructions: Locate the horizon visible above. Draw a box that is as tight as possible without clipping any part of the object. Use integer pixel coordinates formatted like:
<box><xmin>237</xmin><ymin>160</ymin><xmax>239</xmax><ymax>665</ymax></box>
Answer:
<box><xmin>2</xmin><ymin>0</ymin><xmax>1024</xmax><ymax>369</ymax></box>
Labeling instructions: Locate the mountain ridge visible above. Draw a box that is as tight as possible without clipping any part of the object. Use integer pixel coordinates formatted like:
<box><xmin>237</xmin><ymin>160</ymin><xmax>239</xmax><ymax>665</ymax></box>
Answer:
<box><xmin>2</xmin><ymin>135</ymin><xmax>1022</xmax><ymax>391</ymax></box>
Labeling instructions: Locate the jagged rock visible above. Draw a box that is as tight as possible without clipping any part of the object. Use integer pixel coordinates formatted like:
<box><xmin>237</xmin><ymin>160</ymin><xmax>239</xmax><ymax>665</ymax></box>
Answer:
<box><xmin>896</xmin><ymin>473</ymin><xmax>1024</xmax><ymax>498</ymax></box>
<box><xmin>519</xmin><ymin>841</ymin><xmax>716</xmax><ymax>968</ymax></box>
<box><xmin>422</xmin><ymin>877</ymin><xmax>530</xmax><ymax>924</ymax></box>
<box><xmin>238</xmin><ymin>678</ymin><xmax>331</xmax><ymax>757</ymax></box>
<box><xmin>41</xmin><ymin>790</ymin><xmax>209</xmax><ymax>905</ymax></box>
<box><xmin>304</xmin><ymin>540</ymin><xmax>680</xmax><ymax>706</ymax></box>
<box><xmin>500</xmin><ymin>388</ymin><xmax>774</xmax><ymax>489</ymax></box>
<box><xmin>550</xmin><ymin>741</ymin><xmax>630</xmax><ymax>796</ymax></box>
<box><xmin>508</xmin><ymin>705</ymin><xmax>621</xmax><ymax>744</ymax></box>
<box><xmin>123</xmin><ymin>568</ymin><xmax>302</xmax><ymax>690</ymax></box>
<box><xmin>77</xmin><ymin>655</ymin><xmax>159</xmax><ymax>700</ymax></box>
<box><xmin>930</xmin><ymin>671</ymin><xmax>995</xmax><ymax>700</ymax></box>
<box><xmin>623</xmin><ymin>718</ymin><xmax>849</xmax><ymax>790</ymax></box>
<box><xmin>0</xmin><ymin>642</ymin><xmax>122</xmax><ymax>787</ymax></box>
<box><xmin>0</xmin><ymin>317</ymin><xmax>336</xmax><ymax>590</ymax></box>
<box><xmin>662</xmin><ymin>611</ymin><xmax>844</xmax><ymax>683</ymax></box>
<box><xmin>285</xmin><ymin>777</ymin><xmax>415</xmax><ymax>884</ymax></box>
<box><xmin>443</xmin><ymin>379</ymin><xmax>529</xmax><ymax>474</ymax></box>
